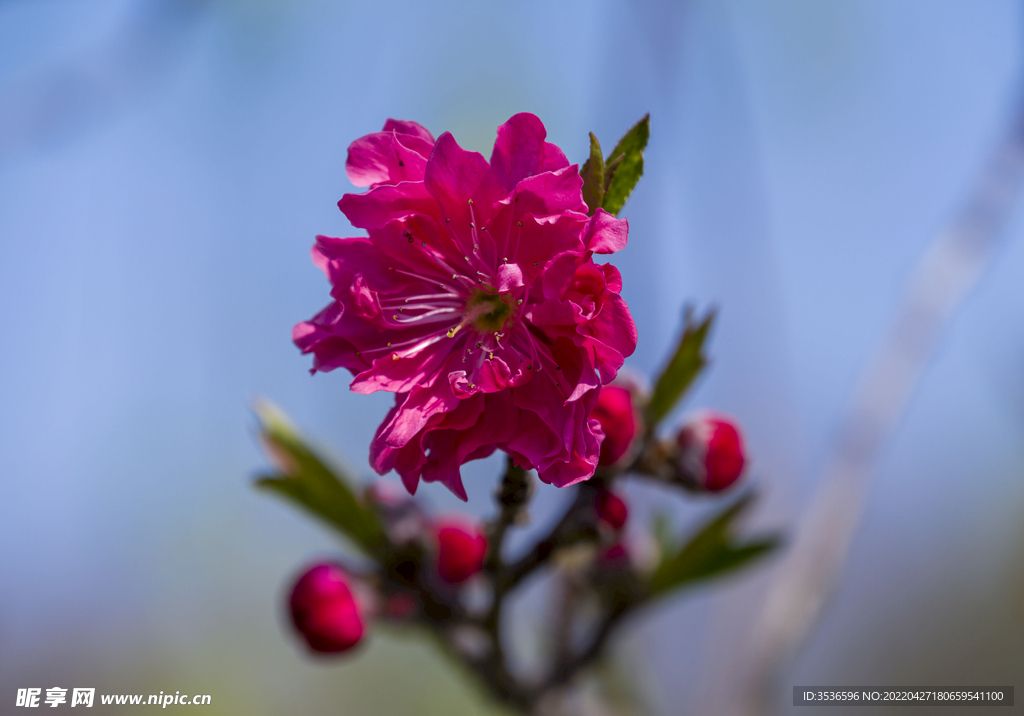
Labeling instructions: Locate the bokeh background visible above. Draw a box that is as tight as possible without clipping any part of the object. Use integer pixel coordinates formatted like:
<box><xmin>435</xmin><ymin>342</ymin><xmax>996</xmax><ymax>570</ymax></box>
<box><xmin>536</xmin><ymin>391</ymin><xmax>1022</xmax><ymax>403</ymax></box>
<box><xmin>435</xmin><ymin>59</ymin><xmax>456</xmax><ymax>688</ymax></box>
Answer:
<box><xmin>2</xmin><ymin>1</ymin><xmax>1022</xmax><ymax>714</ymax></box>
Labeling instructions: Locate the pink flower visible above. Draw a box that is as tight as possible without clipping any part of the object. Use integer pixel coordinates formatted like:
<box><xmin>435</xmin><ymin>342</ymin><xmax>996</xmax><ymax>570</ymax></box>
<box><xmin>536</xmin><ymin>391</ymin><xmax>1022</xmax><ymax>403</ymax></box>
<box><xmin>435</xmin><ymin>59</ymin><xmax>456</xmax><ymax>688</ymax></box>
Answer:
<box><xmin>676</xmin><ymin>411</ymin><xmax>746</xmax><ymax>492</ymax></box>
<box><xmin>591</xmin><ymin>385</ymin><xmax>638</xmax><ymax>466</ymax></box>
<box><xmin>435</xmin><ymin>519</ymin><xmax>488</xmax><ymax>584</ymax></box>
<box><xmin>294</xmin><ymin>114</ymin><xmax>637</xmax><ymax>499</ymax></box>
<box><xmin>289</xmin><ymin>563</ymin><xmax>366</xmax><ymax>654</ymax></box>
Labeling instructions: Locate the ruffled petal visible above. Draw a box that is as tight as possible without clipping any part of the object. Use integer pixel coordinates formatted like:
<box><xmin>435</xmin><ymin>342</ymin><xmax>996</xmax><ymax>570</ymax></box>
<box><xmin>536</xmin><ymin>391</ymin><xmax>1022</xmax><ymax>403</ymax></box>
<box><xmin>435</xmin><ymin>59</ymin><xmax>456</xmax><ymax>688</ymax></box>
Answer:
<box><xmin>338</xmin><ymin>181</ymin><xmax>439</xmax><ymax>230</ymax></box>
<box><xmin>490</xmin><ymin>113</ymin><xmax>570</xmax><ymax>193</ymax></box>
<box><xmin>383</xmin><ymin>119</ymin><xmax>436</xmax><ymax>144</ymax></box>
<box><xmin>346</xmin><ymin>127</ymin><xmax>434</xmax><ymax>187</ymax></box>
<box><xmin>424</xmin><ymin>133</ymin><xmax>506</xmax><ymax>250</ymax></box>
<box><xmin>587</xmin><ymin>291</ymin><xmax>637</xmax><ymax>381</ymax></box>
<box><xmin>583</xmin><ymin>209</ymin><xmax>628</xmax><ymax>254</ymax></box>
<box><xmin>375</xmin><ymin>385</ymin><xmax>460</xmax><ymax>447</ymax></box>
<box><xmin>511</xmin><ymin>213</ymin><xmax>588</xmax><ymax>285</ymax></box>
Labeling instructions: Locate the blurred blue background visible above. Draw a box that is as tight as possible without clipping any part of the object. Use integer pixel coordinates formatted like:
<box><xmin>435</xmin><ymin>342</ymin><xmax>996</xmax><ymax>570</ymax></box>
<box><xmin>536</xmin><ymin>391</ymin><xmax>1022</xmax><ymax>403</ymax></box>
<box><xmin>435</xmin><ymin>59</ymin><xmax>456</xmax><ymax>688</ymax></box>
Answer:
<box><xmin>1</xmin><ymin>1</ymin><xmax>1022</xmax><ymax>714</ymax></box>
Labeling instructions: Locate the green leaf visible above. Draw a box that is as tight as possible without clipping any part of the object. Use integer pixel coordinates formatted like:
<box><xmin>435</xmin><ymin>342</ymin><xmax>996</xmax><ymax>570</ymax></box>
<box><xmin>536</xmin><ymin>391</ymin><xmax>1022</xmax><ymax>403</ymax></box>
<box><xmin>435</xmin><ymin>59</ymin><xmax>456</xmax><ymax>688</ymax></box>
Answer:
<box><xmin>580</xmin><ymin>132</ymin><xmax>605</xmax><ymax>216</ymax></box>
<box><xmin>648</xmin><ymin>493</ymin><xmax>781</xmax><ymax>597</ymax></box>
<box><xmin>644</xmin><ymin>306</ymin><xmax>715</xmax><ymax>431</ymax></box>
<box><xmin>253</xmin><ymin>400</ymin><xmax>384</xmax><ymax>555</ymax></box>
<box><xmin>602</xmin><ymin>114</ymin><xmax>650</xmax><ymax>217</ymax></box>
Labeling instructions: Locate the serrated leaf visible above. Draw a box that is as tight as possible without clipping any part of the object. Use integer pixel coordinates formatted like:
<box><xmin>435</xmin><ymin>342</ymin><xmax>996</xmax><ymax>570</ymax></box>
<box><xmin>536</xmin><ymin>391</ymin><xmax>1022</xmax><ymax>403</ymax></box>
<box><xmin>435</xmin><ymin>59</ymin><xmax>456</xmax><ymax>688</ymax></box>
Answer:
<box><xmin>645</xmin><ymin>306</ymin><xmax>715</xmax><ymax>431</ymax></box>
<box><xmin>253</xmin><ymin>401</ymin><xmax>384</xmax><ymax>555</ymax></box>
<box><xmin>580</xmin><ymin>132</ymin><xmax>605</xmax><ymax>216</ymax></box>
<box><xmin>648</xmin><ymin>493</ymin><xmax>781</xmax><ymax>596</ymax></box>
<box><xmin>602</xmin><ymin>114</ymin><xmax>649</xmax><ymax>216</ymax></box>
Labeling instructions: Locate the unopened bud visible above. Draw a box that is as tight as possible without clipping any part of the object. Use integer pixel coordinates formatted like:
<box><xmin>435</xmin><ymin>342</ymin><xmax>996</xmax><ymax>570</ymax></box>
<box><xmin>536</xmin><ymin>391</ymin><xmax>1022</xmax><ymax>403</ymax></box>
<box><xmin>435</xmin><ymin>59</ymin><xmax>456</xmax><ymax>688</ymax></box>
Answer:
<box><xmin>592</xmin><ymin>385</ymin><xmax>639</xmax><ymax>466</ymax></box>
<box><xmin>289</xmin><ymin>563</ymin><xmax>366</xmax><ymax>654</ymax></box>
<box><xmin>435</xmin><ymin>519</ymin><xmax>488</xmax><ymax>584</ymax></box>
<box><xmin>594</xmin><ymin>490</ymin><xmax>628</xmax><ymax>531</ymax></box>
<box><xmin>676</xmin><ymin>411</ymin><xmax>746</xmax><ymax>492</ymax></box>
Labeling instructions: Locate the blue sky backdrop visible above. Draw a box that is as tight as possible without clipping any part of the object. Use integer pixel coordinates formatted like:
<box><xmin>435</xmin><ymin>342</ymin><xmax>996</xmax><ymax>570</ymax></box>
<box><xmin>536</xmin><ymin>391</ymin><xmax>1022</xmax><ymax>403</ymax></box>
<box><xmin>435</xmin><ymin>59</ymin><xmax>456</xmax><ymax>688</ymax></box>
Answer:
<box><xmin>1</xmin><ymin>1</ymin><xmax>1022</xmax><ymax>714</ymax></box>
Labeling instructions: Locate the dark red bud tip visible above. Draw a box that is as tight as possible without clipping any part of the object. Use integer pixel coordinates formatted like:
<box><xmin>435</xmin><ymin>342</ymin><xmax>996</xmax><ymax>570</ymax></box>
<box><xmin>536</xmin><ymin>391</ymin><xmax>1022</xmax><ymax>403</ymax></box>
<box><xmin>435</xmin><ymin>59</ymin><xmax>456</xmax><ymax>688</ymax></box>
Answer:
<box><xmin>592</xmin><ymin>385</ymin><xmax>638</xmax><ymax>466</ymax></box>
<box><xmin>436</xmin><ymin>521</ymin><xmax>488</xmax><ymax>584</ymax></box>
<box><xmin>289</xmin><ymin>563</ymin><xmax>365</xmax><ymax>654</ymax></box>
<box><xmin>595</xmin><ymin>490</ymin><xmax>628</xmax><ymax>530</ymax></box>
<box><xmin>676</xmin><ymin>411</ymin><xmax>746</xmax><ymax>492</ymax></box>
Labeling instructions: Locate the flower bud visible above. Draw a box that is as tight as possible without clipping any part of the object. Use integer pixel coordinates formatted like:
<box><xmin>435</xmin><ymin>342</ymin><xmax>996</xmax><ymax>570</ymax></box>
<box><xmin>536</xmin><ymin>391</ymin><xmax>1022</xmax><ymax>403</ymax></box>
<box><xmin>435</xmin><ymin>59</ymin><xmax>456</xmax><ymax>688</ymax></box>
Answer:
<box><xmin>594</xmin><ymin>490</ymin><xmax>628</xmax><ymax>531</ymax></box>
<box><xmin>435</xmin><ymin>520</ymin><xmax>488</xmax><ymax>584</ymax></box>
<box><xmin>289</xmin><ymin>563</ymin><xmax>366</xmax><ymax>654</ymax></box>
<box><xmin>592</xmin><ymin>385</ymin><xmax>638</xmax><ymax>466</ymax></box>
<box><xmin>676</xmin><ymin>411</ymin><xmax>746</xmax><ymax>491</ymax></box>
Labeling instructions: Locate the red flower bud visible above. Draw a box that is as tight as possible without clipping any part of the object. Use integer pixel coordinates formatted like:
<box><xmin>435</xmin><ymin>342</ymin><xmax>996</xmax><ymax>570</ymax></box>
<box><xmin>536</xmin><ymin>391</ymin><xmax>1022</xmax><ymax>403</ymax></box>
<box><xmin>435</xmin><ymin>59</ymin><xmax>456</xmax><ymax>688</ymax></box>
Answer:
<box><xmin>594</xmin><ymin>490</ymin><xmax>628</xmax><ymax>530</ymax></box>
<box><xmin>592</xmin><ymin>385</ymin><xmax>638</xmax><ymax>466</ymax></box>
<box><xmin>436</xmin><ymin>520</ymin><xmax>488</xmax><ymax>584</ymax></box>
<box><xmin>676</xmin><ymin>411</ymin><xmax>746</xmax><ymax>492</ymax></box>
<box><xmin>289</xmin><ymin>563</ymin><xmax>366</xmax><ymax>654</ymax></box>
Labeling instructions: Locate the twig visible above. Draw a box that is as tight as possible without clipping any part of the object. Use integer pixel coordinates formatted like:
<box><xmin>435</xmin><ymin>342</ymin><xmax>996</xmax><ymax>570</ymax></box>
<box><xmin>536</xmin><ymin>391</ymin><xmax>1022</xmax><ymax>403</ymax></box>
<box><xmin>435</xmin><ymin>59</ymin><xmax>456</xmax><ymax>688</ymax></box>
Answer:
<box><xmin>541</xmin><ymin>604</ymin><xmax>630</xmax><ymax>693</ymax></box>
<box><xmin>502</xmin><ymin>487</ymin><xmax>597</xmax><ymax>592</ymax></box>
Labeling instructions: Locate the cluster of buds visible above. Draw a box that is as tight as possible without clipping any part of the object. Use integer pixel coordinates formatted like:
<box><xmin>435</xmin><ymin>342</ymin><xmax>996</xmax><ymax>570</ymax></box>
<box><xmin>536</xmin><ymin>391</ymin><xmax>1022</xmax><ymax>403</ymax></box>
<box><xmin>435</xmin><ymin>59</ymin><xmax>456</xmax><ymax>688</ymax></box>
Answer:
<box><xmin>591</xmin><ymin>380</ymin><xmax>747</xmax><ymax>493</ymax></box>
<box><xmin>287</xmin><ymin>387</ymin><xmax>747</xmax><ymax>658</ymax></box>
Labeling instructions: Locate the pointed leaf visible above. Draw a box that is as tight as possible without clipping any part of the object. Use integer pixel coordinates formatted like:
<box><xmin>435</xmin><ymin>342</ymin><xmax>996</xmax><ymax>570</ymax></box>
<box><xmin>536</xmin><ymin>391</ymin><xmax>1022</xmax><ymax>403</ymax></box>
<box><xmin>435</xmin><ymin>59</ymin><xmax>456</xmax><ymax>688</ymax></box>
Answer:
<box><xmin>253</xmin><ymin>401</ymin><xmax>384</xmax><ymax>555</ymax></box>
<box><xmin>648</xmin><ymin>493</ymin><xmax>781</xmax><ymax>596</ymax></box>
<box><xmin>580</xmin><ymin>132</ymin><xmax>605</xmax><ymax>216</ymax></box>
<box><xmin>602</xmin><ymin>114</ymin><xmax>649</xmax><ymax>216</ymax></box>
<box><xmin>645</xmin><ymin>306</ymin><xmax>715</xmax><ymax>431</ymax></box>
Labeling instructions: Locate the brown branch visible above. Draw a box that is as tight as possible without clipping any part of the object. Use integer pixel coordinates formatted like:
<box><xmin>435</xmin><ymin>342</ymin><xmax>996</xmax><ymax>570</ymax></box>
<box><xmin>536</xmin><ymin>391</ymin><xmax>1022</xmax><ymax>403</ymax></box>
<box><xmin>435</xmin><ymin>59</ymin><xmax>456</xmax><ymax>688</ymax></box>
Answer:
<box><xmin>540</xmin><ymin>603</ymin><xmax>631</xmax><ymax>694</ymax></box>
<box><xmin>501</xmin><ymin>486</ymin><xmax>597</xmax><ymax>593</ymax></box>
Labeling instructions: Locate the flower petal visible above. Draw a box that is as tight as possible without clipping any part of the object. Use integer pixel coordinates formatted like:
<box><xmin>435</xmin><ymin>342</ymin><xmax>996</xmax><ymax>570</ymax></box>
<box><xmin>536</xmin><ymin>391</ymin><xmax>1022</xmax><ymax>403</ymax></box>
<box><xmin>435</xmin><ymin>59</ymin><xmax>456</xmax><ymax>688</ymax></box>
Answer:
<box><xmin>346</xmin><ymin>127</ymin><xmax>434</xmax><ymax>187</ymax></box>
<box><xmin>383</xmin><ymin>119</ymin><xmax>436</xmax><ymax>144</ymax></box>
<box><xmin>424</xmin><ymin>133</ymin><xmax>506</xmax><ymax>250</ymax></box>
<box><xmin>490</xmin><ymin>113</ymin><xmax>570</xmax><ymax>193</ymax></box>
<box><xmin>583</xmin><ymin>209</ymin><xmax>629</xmax><ymax>255</ymax></box>
<box><xmin>338</xmin><ymin>181</ymin><xmax>439</xmax><ymax>230</ymax></box>
<box><xmin>512</xmin><ymin>213</ymin><xmax>587</xmax><ymax>285</ymax></box>
<box><xmin>375</xmin><ymin>386</ymin><xmax>460</xmax><ymax>448</ymax></box>
<box><xmin>496</xmin><ymin>262</ymin><xmax>524</xmax><ymax>292</ymax></box>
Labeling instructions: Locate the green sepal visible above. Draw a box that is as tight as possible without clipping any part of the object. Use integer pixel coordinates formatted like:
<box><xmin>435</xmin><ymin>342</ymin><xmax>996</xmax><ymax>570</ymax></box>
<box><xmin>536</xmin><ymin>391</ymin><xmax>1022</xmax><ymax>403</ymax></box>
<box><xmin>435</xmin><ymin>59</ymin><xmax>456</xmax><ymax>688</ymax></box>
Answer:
<box><xmin>645</xmin><ymin>306</ymin><xmax>715</xmax><ymax>431</ymax></box>
<box><xmin>647</xmin><ymin>493</ymin><xmax>781</xmax><ymax>597</ymax></box>
<box><xmin>253</xmin><ymin>400</ymin><xmax>385</xmax><ymax>556</ymax></box>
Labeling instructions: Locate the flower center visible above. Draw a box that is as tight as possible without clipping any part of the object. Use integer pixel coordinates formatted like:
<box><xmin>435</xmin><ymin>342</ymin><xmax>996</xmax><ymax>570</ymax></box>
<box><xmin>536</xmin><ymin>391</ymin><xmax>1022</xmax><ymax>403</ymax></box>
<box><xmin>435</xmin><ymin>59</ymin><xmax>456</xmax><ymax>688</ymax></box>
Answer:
<box><xmin>445</xmin><ymin>289</ymin><xmax>516</xmax><ymax>339</ymax></box>
<box><xmin>468</xmin><ymin>290</ymin><xmax>513</xmax><ymax>333</ymax></box>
